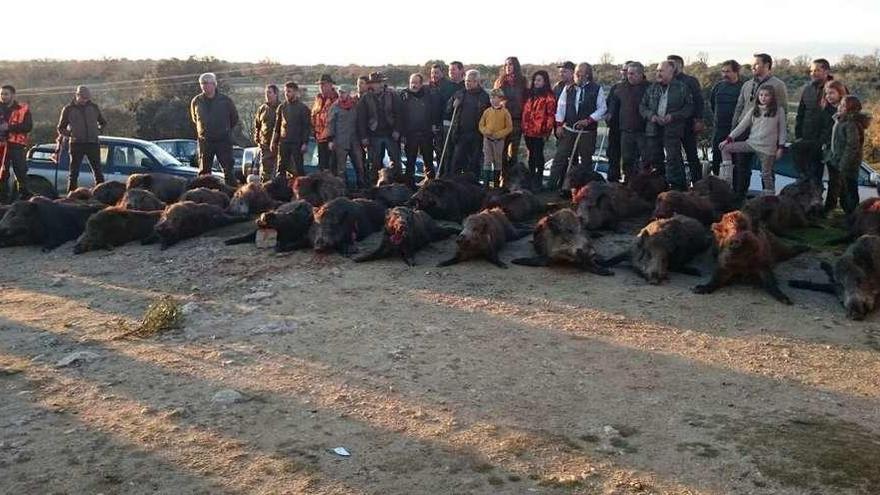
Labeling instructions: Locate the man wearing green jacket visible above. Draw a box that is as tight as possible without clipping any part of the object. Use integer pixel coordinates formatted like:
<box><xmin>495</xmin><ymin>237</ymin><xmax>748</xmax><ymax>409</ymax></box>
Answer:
<box><xmin>253</xmin><ymin>84</ymin><xmax>280</xmax><ymax>180</ymax></box>
<box><xmin>640</xmin><ymin>61</ymin><xmax>693</xmax><ymax>191</ymax></box>
<box><xmin>190</xmin><ymin>72</ymin><xmax>240</xmax><ymax>186</ymax></box>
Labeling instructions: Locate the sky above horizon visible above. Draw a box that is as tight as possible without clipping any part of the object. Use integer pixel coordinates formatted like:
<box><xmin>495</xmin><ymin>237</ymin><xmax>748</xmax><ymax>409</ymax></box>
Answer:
<box><xmin>8</xmin><ymin>0</ymin><xmax>879</xmax><ymax>66</ymax></box>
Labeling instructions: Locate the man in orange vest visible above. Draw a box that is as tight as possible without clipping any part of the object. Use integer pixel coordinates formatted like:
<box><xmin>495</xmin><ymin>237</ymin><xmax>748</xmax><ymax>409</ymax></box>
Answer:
<box><xmin>312</xmin><ymin>74</ymin><xmax>339</xmax><ymax>174</ymax></box>
<box><xmin>0</xmin><ymin>85</ymin><xmax>33</xmax><ymax>201</ymax></box>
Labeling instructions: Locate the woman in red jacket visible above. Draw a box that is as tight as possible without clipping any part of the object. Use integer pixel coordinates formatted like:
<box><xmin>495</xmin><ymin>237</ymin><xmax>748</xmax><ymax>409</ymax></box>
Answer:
<box><xmin>521</xmin><ymin>70</ymin><xmax>556</xmax><ymax>190</ymax></box>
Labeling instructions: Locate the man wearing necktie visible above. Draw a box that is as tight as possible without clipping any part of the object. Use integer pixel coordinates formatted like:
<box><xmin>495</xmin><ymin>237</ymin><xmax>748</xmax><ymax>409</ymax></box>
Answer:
<box><xmin>548</xmin><ymin>62</ymin><xmax>607</xmax><ymax>194</ymax></box>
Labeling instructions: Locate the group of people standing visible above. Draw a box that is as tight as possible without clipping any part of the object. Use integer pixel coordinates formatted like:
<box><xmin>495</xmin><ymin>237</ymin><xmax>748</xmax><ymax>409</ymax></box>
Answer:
<box><xmin>0</xmin><ymin>83</ymin><xmax>112</xmax><ymax>196</ymax></box>
<box><xmin>0</xmin><ymin>54</ymin><xmax>872</xmax><ymax>211</ymax></box>
<box><xmin>243</xmin><ymin>59</ymin><xmax>568</xmax><ymax>191</ymax></box>
<box><xmin>710</xmin><ymin>55</ymin><xmax>871</xmax><ymax>213</ymax></box>
<box><xmin>248</xmin><ymin>68</ymin><xmax>460</xmax><ymax>189</ymax></box>
<box><xmin>788</xmin><ymin>60</ymin><xmax>871</xmax><ymax>213</ymax></box>
<box><xmin>1</xmin><ymin>84</ymin><xmax>110</xmax><ymax>198</ymax></box>
<box><xmin>243</xmin><ymin>53</ymin><xmax>870</xmax><ymax>210</ymax></box>
<box><xmin>604</xmin><ymin>54</ymin><xmax>870</xmax><ymax>212</ymax></box>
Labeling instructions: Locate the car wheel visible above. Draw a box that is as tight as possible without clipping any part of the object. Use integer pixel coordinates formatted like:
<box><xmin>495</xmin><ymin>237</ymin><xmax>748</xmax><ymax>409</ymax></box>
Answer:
<box><xmin>26</xmin><ymin>175</ymin><xmax>58</xmax><ymax>199</ymax></box>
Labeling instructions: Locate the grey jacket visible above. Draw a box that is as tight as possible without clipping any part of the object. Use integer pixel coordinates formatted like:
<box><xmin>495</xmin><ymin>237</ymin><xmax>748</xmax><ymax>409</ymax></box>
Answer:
<box><xmin>732</xmin><ymin>75</ymin><xmax>788</xmax><ymax>128</ymax></box>
<box><xmin>327</xmin><ymin>102</ymin><xmax>361</xmax><ymax>150</ymax></box>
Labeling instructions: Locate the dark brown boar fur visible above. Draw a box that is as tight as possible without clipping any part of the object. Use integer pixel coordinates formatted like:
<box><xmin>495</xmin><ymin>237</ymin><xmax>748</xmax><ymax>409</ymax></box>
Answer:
<box><xmin>73</xmin><ymin>207</ymin><xmax>162</xmax><ymax>253</ymax></box>
<box><xmin>653</xmin><ymin>191</ymin><xmax>718</xmax><ymax>226</ymax></box>
<box><xmin>354</xmin><ymin>207</ymin><xmax>458</xmax><ymax>265</ymax></box>
<box><xmin>511</xmin><ymin>208</ymin><xmax>611</xmax><ymax>275</ymax></box>
<box><xmin>438</xmin><ymin>208</ymin><xmax>529</xmax><ymax>268</ymax></box>
<box><xmin>692</xmin><ymin>211</ymin><xmax>792</xmax><ymax>304</ymax></box>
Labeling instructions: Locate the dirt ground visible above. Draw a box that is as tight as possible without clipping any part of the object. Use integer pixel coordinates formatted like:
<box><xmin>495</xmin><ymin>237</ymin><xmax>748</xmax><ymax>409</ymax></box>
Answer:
<box><xmin>1</xmin><ymin>212</ymin><xmax>879</xmax><ymax>495</ymax></box>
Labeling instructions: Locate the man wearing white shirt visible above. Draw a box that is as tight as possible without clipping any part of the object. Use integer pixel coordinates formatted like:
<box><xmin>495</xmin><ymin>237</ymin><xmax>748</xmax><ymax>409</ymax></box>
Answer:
<box><xmin>548</xmin><ymin>62</ymin><xmax>606</xmax><ymax>193</ymax></box>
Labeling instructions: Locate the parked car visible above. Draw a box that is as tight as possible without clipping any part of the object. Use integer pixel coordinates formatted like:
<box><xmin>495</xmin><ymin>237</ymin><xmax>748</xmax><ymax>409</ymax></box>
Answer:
<box><xmin>745</xmin><ymin>145</ymin><xmax>878</xmax><ymax>197</ymax></box>
<box><xmin>154</xmin><ymin>139</ymin><xmax>198</xmax><ymax>167</ymax></box>
<box><xmin>154</xmin><ymin>139</ymin><xmax>245</xmax><ymax>173</ymax></box>
<box><xmin>244</xmin><ymin>138</ymin><xmax>425</xmax><ymax>187</ymax></box>
<box><xmin>241</xmin><ymin>146</ymin><xmax>260</xmax><ymax>177</ymax></box>
<box><xmin>26</xmin><ymin>136</ymin><xmax>222</xmax><ymax>197</ymax></box>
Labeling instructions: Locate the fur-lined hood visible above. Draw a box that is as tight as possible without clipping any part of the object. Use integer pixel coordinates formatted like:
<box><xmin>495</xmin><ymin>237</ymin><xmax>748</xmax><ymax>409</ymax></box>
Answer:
<box><xmin>837</xmin><ymin>111</ymin><xmax>872</xmax><ymax>129</ymax></box>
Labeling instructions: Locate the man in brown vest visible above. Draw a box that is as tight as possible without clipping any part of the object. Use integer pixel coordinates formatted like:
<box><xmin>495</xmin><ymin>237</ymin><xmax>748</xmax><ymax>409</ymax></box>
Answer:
<box><xmin>57</xmin><ymin>85</ymin><xmax>107</xmax><ymax>191</ymax></box>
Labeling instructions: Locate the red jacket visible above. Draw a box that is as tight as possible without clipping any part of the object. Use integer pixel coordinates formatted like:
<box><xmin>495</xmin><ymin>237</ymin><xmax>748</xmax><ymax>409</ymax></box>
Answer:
<box><xmin>311</xmin><ymin>91</ymin><xmax>339</xmax><ymax>143</ymax></box>
<box><xmin>4</xmin><ymin>102</ymin><xmax>31</xmax><ymax>146</ymax></box>
<box><xmin>521</xmin><ymin>92</ymin><xmax>557</xmax><ymax>138</ymax></box>
<box><xmin>0</xmin><ymin>102</ymin><xmax>30</xmax><ymax>180</ymax></box>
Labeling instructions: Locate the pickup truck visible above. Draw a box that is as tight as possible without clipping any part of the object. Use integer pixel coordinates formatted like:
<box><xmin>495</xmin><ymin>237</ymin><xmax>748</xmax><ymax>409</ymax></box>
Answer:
<box><xmin>25</xmin><ymin>136</ymin><xmax>222</xmax><ymax>197</ymax></box>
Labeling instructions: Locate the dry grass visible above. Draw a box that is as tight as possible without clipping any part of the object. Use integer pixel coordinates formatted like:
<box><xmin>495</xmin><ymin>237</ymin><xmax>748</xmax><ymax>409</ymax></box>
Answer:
<box><xmin>111</xmin><ymin>296</ymin><xmax>182</xmax><ymax>340</ymax></box>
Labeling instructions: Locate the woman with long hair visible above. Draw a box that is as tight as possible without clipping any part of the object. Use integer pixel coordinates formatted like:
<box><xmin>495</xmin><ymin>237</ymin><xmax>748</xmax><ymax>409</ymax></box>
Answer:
<box><xmin>493</xmin><ymin>57</ymin><xmax>528</xmax><ymax>182</ymax></box>
<box><xmin>821</xmin><ymin>80</ymin><xmax>849</xmax><ymax>212</ymax></box>
<box><xmin>520</xmin><ymin>70</ymin><xmax>557</xmax><ymax>190</ymax></box>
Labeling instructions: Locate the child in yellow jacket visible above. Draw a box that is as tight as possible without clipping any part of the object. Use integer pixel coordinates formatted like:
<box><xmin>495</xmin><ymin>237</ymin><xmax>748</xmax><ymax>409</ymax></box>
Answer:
<box><xmin>479</xmin><ymin>88</ymin><xmax>513</xmax><ymax>187</ymax></box>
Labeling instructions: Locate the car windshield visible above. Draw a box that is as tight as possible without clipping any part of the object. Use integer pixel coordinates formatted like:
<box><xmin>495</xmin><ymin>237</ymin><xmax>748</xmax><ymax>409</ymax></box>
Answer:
<box><xmin>143</xmin><ymin>142</ymin><xmax>185</xmax><ymax>167</ymax></box>
<box><xmin>182</xmin><ymin>141</ymin><xmax>198</xmax><ymax>156</ymax></box>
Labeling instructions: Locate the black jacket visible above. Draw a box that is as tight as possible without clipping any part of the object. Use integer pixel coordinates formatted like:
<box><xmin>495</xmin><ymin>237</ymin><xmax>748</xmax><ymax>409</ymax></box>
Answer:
<box><xmin>709</xmin><ymin>80</ymin><xmax>743</xmax><ymax>131</ymax></box>
<box><xmin>447</xmin><ymin>87</ymin><xmax>490</xmax><ymax>136</ymax></box>
<box><xmin>796</xmin><ymin>78</ymin><xmax>834</xmax><ymax>141</ymax></box>
<box><xmin>399</xmin><ymin>88</ymin><xmax>441</xmax><ymax>137</ymax></box>
<box><xmin>611</xmin><ymin>81</ymin><xmax>649</xmax><ymax>132</ymax></box>
<box><xmin>495</xmin><ymin>79</ymin><xmax>526</xmax><ymax>121</ymax></box>
<box><xmin>675</xmin><ymin>72</ymin><xmax>704</xmax><ymax>121</ymax></box>
<box><xmin>272</xmin><ymin>99</ymin><xmax>311</xmax><ymax>146</ymax></box>
<box><xmin>357</xmin><ymin>88</ymin><xmax>401</xmax><ymax>138</ymax></box>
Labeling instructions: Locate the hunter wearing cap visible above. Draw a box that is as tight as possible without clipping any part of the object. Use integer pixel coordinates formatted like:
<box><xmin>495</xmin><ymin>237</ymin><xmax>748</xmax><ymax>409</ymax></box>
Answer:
<box><xmin>312</xmin><ymin>74</ymin><xmax>339</xmax><ymax>173</ymax></box>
